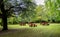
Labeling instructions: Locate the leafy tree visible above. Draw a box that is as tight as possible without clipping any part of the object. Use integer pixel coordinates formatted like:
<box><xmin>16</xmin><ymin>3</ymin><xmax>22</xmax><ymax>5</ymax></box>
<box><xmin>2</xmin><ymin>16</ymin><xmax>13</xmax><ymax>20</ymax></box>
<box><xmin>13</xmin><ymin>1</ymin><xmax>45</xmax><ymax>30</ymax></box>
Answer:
<box><xmin>17</xmin><ymin>0</ymin><xmax>37</xmax><ymax>22</ymax></box>
<box><xmin>0</xmin><ymin>0</ymin><xmax>36</xmax><ymax>31</ymax></box>
<box><xmin>45</xmin><ymin>0</ymin><xmax>60</xmax><ymax>22</ymax></box>
<box><xmin>0</xmin><ymin>0</ymin><xmax>14</xmax><ymax>30</ymax></box>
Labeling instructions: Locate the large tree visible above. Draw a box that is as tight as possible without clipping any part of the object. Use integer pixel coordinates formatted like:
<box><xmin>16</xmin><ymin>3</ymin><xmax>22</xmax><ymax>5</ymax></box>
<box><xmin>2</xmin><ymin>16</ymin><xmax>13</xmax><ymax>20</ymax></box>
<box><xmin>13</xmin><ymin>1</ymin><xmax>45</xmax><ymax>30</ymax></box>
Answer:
<box><xmin>45</xmin><ymin>0</ymin><xmax>60</xmax><ymax>22</ymax></box>
<box><xmin>19</xmin><ymin>0</ymin><xmax>37</xmax><ymax>22</ymax></box>
<box><xmin>0</xmin><ymin>0</ymin><xmax>14</xmax><ymax>31</ymax></box>
<box><xmin>0</xmin><ymin>0</ymin><xmax>36</xmax><ymax>31</ymax></box>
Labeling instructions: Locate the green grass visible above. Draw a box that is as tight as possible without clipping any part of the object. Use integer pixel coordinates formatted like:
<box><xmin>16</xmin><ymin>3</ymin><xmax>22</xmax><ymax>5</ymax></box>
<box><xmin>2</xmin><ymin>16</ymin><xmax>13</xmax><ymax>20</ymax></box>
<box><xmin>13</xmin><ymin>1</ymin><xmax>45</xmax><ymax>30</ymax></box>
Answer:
<box><xmin>0</xmin><ymin>23</ymin><xmax>60</xmax><ymax>37</ymax></box>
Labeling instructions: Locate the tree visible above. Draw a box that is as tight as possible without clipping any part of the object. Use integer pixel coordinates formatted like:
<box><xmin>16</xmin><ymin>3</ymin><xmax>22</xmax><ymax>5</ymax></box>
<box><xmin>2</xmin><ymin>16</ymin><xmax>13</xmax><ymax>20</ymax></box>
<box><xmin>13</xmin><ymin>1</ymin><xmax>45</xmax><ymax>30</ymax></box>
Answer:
<box><xmin>0</xmin><ymin>0</ymin><xmax>36</xmax><ymax>31</ymax></box>
<box><xmin>45</xmin><ymin>0</ymin><xmax>60</xmax><ymax>22</ymax></box>
<box><xmin>17</xmin><ymin>0</ymin><xmax>37</xmax><ymax>22</ymax></box>
<box><xmin>0</xmin><ymin>0</ymin><xmax>14</xmax><ymax>31</ymax></box>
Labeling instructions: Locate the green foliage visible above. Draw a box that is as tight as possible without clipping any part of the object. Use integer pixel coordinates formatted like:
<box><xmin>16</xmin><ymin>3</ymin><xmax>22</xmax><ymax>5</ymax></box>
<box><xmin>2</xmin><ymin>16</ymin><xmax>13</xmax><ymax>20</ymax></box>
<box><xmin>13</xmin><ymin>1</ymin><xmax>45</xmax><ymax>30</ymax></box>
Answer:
<box><xmin>7</xmin><ymin>0</ymin><xmax>37</xmax><ymax>24</ymax></box>
<box><xmin>18</xmin><ymin>0</ymin><xmax>37</xmax><ymax>22</ymax></box>
<box><xmin>45</xmin><ymin>0</ymin><xmax>60</xmax><ymax>22</ymax></box>
<box><xmin>2</xmin><ymin>0</ymin><xmax>60</xmax><ymax>24</ymax></box>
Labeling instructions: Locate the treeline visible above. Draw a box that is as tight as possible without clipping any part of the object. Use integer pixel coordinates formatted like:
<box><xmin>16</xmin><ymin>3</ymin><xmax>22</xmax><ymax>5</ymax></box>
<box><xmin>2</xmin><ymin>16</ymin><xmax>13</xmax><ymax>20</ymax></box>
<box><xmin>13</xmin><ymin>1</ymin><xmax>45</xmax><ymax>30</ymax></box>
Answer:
<box><xmin>0</xmin><ymin>18</ymin><xmax>60</xmax><ymax>25</ymax></box>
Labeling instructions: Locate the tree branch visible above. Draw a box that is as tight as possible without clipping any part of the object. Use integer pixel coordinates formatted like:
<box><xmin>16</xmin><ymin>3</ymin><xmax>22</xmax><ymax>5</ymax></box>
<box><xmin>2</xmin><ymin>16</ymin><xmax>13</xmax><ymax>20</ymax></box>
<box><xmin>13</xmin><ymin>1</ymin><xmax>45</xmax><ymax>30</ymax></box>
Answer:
<box><xmin>6</xmin><ymin>6</ymin><xmax>14</xmax><ymax>12</ymax></box>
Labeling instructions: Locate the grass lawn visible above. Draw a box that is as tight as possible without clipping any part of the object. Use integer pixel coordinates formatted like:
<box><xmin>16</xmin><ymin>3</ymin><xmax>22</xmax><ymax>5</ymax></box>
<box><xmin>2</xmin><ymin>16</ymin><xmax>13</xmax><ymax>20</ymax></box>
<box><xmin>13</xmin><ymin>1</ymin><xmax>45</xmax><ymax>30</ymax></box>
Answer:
<box><xmin>0</xmin><ymin>23</ymin><xmax>60</xmax><ymax>37</ymax></box>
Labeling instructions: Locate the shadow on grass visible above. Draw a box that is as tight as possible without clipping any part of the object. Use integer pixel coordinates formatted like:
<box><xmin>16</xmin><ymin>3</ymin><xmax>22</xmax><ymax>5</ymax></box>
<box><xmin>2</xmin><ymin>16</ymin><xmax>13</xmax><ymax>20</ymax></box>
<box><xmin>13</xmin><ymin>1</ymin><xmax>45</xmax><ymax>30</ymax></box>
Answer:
<box><xmin>0</xmin><ymin>23</ymin><xmax>60</xmax><ymax>37</ymax></box>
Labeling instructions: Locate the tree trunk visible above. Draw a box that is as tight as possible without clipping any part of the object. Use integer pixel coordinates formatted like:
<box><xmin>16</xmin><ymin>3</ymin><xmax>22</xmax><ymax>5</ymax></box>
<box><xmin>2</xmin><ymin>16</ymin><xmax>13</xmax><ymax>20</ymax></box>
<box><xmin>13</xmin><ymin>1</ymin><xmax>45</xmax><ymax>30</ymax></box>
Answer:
<box><xmin>2</xmin><ymin>11</ymin><xmax>8</xmax><ymax>31</ymax></box>
<box><xmin>0</xmin><ymin>0</ymin><xmax>8</xmax><ymax>31</ymax></box>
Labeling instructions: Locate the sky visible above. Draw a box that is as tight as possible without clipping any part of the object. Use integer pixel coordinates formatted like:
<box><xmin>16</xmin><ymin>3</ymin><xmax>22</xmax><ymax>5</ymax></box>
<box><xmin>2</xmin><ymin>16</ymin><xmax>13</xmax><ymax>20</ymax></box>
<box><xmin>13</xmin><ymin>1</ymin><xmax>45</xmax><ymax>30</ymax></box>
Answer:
<box><xmin>17</xmin><ymin>0</ymin><xmax>45</xmax><ymax>5</ymax></box>
<box><xmin>35</xmin><ymin>0</ymin><xmax>45</xmax><ymax>5</ymax></box>
<box><xmin>8</xmin><ymin>0</ymin><xmax>45</xmax><ymax>5</ymax></box>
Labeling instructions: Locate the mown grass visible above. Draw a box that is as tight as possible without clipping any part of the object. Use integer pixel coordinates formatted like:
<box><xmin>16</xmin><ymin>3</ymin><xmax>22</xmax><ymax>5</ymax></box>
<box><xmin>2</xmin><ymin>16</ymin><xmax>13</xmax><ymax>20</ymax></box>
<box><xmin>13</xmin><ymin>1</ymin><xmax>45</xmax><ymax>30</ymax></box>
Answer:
<box><xmin>0</xmin><ymin>23</ymin><xmax>60</xmax><ymax>37</ymax></box>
